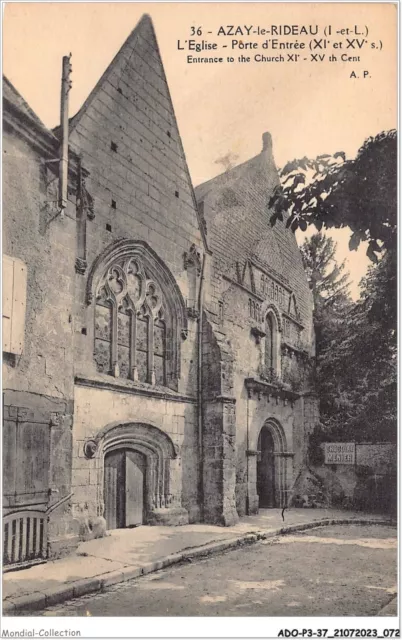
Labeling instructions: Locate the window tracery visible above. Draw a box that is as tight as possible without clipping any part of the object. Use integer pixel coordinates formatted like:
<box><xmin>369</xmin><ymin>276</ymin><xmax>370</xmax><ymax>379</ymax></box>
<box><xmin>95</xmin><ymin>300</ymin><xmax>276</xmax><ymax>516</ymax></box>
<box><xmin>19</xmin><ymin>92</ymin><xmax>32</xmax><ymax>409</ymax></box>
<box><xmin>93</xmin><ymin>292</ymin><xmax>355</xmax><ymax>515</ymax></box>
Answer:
<box><xmin>92</xmin><ymin>249</ymin><xmax>181</xmax><ymax>389</ymax></box>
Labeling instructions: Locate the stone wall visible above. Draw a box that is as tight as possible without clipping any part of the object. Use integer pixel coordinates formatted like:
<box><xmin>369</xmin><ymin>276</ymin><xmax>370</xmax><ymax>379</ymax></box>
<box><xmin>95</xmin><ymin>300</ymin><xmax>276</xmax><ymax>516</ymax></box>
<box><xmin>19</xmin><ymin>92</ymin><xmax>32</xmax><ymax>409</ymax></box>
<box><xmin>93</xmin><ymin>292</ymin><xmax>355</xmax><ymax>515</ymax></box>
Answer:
<box><xmin>3</xmin><ymin>122</ymin><xmax>78</xmax><ymax>558</ymax></box>
<box><xmin>293</xmin><ymin>443</ymin><xmax>396</xmax><ymax>514</ymax></box>
<box><xmin>196</xmin><ymin>134</ymin><xmax>316</xmax><ymax>522</ymax></box>
<box><xmin>3</xmin><ymin>130</ymin><xmax>76</xmax><ymax>403</ymax></box>
<box><xmin>64</xmin><ymin>16</ymin><xmax>205</xmax><ymax>530</ymax></box>
<box><xmin>71</xmin><ymin>384</ymin><xmax>198</xmax><ymax>524</ymax></box>
<box><xmin>203</xmin><ymin>273</ymin><xmax>311</xmax><ymax>517</ymax></box>
<box><xmin>201</xmin><ymin>315</ymin><xmax>238</xmax><ymax>525</ymax></box>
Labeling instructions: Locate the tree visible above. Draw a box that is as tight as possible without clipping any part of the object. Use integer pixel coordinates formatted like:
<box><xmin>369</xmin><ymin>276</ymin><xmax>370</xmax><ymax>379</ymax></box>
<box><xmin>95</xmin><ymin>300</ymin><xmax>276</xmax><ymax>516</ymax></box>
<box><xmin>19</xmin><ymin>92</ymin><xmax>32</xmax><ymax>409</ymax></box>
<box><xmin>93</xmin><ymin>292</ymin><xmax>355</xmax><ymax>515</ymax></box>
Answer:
<box><xmin>300</xmin><ymin>232</ymin><xmax>350</xmax><ymax>308</ymax></box>
<box><xmin>269</xmin><ymin>130</ymin><xmax>397</xmax><ymax>263</ymax></box>
<box><xmin>300</xmin><ymin>234</ymin><xmax>352</xmax><ymax>432</ymax></box>
<box><xmin>300</xmin><ymin>232</ymin><xmax>351</xmax><ymax>366</ymax></box>
<box><xmin>271</xmin><ymin>132</ymin><xmax>397</xmax><ymax>445</ymax></box>
<box><xmin>313</xmin><ymin>249</ymin><xmax>396</xmax><ymax>443</ymax></box>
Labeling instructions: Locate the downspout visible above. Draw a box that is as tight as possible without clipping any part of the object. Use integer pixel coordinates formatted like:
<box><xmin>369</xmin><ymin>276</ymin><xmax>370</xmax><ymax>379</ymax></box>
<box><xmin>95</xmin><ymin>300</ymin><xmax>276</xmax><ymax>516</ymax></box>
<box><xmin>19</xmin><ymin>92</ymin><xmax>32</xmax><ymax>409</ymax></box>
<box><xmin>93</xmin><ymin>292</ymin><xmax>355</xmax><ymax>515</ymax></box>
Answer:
<box><xmin>197</xmin><ymin>253</ymin><xmax>206</xmax><ymax>521</ymax></box>
<box><xmin>58</xmin><ymin>54</ymin><xmax>72</xmax><ymax>216</ymax></box>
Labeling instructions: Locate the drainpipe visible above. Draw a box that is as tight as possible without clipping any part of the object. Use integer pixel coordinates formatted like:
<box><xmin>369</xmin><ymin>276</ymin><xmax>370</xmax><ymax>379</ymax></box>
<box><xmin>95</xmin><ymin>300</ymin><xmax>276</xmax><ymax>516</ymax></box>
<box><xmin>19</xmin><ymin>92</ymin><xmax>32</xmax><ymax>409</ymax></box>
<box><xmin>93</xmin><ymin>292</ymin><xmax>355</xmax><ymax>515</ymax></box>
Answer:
<box><xmin>58</xmin><ymin>54</ymin><xmax>72</xmax><ymax>215</ymax></box>
<box><xmin>197</xmin><ymin>252</ymin><xmax>206</xmax><ymax>520</ymax></box>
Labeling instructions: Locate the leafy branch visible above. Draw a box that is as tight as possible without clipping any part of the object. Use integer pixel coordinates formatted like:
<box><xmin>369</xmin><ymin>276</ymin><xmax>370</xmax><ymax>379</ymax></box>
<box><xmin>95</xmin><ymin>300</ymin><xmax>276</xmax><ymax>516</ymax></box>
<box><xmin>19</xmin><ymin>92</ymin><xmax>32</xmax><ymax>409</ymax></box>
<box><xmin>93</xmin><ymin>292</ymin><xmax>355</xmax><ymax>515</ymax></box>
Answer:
<box><xmin>269</xmin><ymin>130</ymin><xmax>397</xmax><ymax>262</ymax></box>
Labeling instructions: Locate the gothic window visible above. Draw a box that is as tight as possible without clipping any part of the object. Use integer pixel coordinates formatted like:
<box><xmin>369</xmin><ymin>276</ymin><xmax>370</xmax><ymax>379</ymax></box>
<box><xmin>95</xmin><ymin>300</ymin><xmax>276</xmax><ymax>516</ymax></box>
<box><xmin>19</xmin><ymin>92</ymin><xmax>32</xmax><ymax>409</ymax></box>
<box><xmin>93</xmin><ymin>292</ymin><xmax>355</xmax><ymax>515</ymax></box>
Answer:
<box><xmin>264</xmin><ymin>310</ymin><xmax>280</xmax><ymax>380</ymax></box>
<box><xmin>265</xmin><ymin>315</ymin><xmax>274</xmax><ymax>372</ymax></box>
<box><xmin>91</xmin><ymin>243</ymin><xmax>186</xmax><ymax>390</ymax></box>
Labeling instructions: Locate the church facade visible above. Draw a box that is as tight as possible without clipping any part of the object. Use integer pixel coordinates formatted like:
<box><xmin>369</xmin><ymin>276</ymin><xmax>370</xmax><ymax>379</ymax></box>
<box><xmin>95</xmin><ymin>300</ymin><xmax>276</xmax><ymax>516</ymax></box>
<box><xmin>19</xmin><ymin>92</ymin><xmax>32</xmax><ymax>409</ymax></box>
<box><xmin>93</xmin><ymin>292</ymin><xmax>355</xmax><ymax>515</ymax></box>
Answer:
<box><xmin>3</xmin><ymin>15</ymin><xmax>317</xmax><ymax>568</ymax></box>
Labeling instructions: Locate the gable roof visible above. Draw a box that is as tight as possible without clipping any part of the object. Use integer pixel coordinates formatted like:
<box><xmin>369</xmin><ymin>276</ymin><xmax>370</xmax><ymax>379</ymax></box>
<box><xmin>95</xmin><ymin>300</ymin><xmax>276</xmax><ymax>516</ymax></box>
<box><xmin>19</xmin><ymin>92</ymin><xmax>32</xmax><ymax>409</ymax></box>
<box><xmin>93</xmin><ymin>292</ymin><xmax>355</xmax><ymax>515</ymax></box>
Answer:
<box><xmin>54</xmin><ymin>14</ymin><xmax>209</xmax><ymax>252</ymax></box>
<box><xmin>194</xmin><ymin>133</ymin><xmax>312</xmax><ymax>329</ymax></box>
<box><xmin>3</xmin><ymin>75</ymin><xmax>86</xmax><ymax>182</ymax></box>
<box><xmin>3</xmin><ymin>76</ymin><xmax>49</xmax><ymax>131</ymax></box>
<box><xmin>194</xmin><ymin>132</ymin><xmax>281</xmax><ymax>275</ymax></box>
<box><xmin>3</xmin><ymin>75</ymin><xmax>58</xmax><ymax>149</ymax></box>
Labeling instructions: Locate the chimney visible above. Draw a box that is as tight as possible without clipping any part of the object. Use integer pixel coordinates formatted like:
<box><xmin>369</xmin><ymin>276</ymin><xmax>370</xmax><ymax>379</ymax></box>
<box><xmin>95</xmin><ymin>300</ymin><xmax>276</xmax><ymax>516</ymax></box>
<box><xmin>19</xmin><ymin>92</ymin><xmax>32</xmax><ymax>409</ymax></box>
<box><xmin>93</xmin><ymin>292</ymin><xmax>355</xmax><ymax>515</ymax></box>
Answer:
<box><xmin>59</xmin><ymin>54</ymin><xmax>72</xmax><ymax>214</ymax></box>
<box><xmin>262</xmin><ymin>131</ymin><xmax>273</xmax><ymax>154</ymax></box>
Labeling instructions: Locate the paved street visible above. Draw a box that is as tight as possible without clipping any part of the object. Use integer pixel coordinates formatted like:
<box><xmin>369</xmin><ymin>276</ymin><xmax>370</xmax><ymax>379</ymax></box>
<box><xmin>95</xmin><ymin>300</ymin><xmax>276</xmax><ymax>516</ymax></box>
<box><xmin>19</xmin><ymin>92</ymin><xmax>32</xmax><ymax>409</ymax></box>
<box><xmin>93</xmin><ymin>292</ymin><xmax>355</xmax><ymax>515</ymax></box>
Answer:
<box><xmin>40</xmin><ymin>524</ymin><xmax>397</xmax><ymax>617</ymax></box>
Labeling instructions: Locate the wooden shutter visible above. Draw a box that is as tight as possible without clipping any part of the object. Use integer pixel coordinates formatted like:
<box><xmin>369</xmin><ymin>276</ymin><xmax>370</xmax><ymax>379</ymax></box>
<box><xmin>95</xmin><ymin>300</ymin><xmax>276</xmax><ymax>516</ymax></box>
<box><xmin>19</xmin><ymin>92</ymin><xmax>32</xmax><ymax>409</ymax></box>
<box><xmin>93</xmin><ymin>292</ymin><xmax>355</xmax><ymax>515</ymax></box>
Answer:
<box><xmin>3</xmin><ymin>255</ymin><xmax>27</xmax><ymax>355</ymax></box>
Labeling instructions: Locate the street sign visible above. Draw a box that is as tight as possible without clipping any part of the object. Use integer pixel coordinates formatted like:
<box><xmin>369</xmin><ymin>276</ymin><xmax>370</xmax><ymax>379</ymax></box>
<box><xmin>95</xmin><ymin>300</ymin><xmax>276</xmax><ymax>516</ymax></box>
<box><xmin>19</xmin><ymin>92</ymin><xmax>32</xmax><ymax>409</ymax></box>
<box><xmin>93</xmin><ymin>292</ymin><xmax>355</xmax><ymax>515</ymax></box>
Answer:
<box><xmin>324</xmin><ymin>442</ymin><xmax>355</xmax><ymax>464</ymax></box>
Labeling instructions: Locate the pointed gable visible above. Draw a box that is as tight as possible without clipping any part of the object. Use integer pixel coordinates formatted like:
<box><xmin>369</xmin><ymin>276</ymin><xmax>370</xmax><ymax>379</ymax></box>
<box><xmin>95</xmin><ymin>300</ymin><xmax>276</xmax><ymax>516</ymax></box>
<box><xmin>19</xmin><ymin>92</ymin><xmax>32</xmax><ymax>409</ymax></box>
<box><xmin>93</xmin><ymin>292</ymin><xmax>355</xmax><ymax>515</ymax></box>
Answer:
<box><xmin>194</xmin><ymin>134</ymin><xmax>279</xmax><ymax>280</ymax></box>
<box><xmin>68</xmin><ymin>14</ymin><xmax>207</xmax><ymax>266</ymax></box>
<box><xmin>195</xmin><ymin>133</ymin><xmax>313</xmax><ymax>333</ymax></box>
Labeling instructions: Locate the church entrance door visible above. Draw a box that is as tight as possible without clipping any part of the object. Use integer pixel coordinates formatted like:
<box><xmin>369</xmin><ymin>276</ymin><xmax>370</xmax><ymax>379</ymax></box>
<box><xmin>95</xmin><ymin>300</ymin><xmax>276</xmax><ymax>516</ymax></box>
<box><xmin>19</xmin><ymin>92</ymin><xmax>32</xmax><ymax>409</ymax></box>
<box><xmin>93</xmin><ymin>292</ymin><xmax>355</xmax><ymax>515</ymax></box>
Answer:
<box><xmin>104</xmin><ymin>449</ymin><xmax>145</xmax><ymax>529</ymax></box>
<box><xmin>257</xmin><ymin>427</ymin><xmax>276</xmax><ymax>508</ymax></box>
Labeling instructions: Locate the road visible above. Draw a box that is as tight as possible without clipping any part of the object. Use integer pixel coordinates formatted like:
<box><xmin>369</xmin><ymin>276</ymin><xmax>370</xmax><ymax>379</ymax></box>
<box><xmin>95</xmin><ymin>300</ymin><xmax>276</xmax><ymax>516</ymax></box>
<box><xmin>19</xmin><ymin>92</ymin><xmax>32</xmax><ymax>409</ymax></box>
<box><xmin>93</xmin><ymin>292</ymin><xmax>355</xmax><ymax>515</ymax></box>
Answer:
<box><xmin>42</xmin><ymin>524</ymin><xmax>396</xmax><ymax>617</ymax></box>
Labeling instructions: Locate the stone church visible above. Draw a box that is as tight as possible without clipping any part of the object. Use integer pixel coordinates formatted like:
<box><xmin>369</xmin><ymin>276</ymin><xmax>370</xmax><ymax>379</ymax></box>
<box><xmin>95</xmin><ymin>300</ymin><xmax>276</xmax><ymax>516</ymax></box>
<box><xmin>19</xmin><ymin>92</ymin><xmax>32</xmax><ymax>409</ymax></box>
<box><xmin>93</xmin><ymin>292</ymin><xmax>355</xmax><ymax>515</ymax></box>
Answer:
<box><xmin>3</xmin><ymin>15</ymin><xmax>317</xmax><ymax>568</ymax></box>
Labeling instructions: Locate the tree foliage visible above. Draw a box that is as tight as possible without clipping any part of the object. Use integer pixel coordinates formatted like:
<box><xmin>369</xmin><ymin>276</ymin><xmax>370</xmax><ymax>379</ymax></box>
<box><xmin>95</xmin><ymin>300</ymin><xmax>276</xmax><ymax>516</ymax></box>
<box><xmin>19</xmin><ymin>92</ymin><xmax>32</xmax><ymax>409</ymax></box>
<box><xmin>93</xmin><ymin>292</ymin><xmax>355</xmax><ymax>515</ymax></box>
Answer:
<box><xmin>269</xmin><ymin>130</ymin><xmax>397</xmax><ymax>263</ymax></box>
<box><xmin>307</xmin><ymin>235</ymin><xmax>397</xmax><ymax>443</ymax></box>
<box><xmin>274</xmin><ymin>131</ymin><xmax>397</xmax><ymax>444</ymax></box>
<box><xmin>300</xmin><ymin>232</ymin><xmax>350</xmax><ymax>309</ymax></box>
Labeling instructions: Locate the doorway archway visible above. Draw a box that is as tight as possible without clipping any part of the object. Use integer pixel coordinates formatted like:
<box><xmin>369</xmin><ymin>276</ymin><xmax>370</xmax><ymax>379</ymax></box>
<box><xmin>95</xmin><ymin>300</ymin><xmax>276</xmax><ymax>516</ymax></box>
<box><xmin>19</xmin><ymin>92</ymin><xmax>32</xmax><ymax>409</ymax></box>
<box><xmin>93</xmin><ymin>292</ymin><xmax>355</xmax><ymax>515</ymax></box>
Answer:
<box><xmin>257</xmin><ymin>428</ymin><xmax>276</xmax><ymax>507</ymax></box>
<box><xmin>91</xmin><ymin>421</ymin><xmax>181</xmax><ymax>529</ymax></box>
<box><xmin>104</xmin><ymin>448</ymin><xmax>146</xmax><ymax>529</ymax></box>
<box><xmin>256</xmin><ymin>419</ymin><xmax>289</xmax><ymax>508</ymax></box>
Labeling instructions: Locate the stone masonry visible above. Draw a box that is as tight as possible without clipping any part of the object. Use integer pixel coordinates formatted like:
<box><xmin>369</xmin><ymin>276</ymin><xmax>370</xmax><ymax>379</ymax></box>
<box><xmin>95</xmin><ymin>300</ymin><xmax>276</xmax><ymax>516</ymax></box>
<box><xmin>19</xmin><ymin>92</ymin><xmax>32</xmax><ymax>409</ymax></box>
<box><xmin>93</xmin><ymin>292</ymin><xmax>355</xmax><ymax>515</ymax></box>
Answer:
<box><xmin>3</xmin><ymin>14</ymin><xmax>317</xmax><ymax>567</ymax></box>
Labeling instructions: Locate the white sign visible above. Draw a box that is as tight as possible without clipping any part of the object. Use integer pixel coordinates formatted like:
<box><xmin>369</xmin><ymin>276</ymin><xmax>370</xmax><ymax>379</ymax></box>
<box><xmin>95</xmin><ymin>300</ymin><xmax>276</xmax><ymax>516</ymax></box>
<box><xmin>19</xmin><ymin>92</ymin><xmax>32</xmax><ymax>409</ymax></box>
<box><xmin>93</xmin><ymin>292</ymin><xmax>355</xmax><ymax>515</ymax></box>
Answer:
<box><xmin>325</xmin><ymin>442</ymin><xmax>355</xmax><ymax>464</ymax></box>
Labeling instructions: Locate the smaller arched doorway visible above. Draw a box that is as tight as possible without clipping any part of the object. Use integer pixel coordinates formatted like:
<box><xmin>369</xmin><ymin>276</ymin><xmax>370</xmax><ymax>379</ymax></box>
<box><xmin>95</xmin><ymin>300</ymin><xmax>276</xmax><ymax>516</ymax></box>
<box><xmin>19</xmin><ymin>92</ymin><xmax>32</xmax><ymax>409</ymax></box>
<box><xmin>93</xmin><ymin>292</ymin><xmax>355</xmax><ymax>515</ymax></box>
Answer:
<box><xmin>104</xmin><ymin>449</ymin><xmax>146</xmax><ymax>529</ymax></box>
<box><xmin>257</xmin><ymin>428</ymin><xmax>276</xmax><ymax>507</ymax></box>
<box><xmin>256</xmin><ymin>420</ymin><xmax>289</xmax><ymax>509</ymax></box>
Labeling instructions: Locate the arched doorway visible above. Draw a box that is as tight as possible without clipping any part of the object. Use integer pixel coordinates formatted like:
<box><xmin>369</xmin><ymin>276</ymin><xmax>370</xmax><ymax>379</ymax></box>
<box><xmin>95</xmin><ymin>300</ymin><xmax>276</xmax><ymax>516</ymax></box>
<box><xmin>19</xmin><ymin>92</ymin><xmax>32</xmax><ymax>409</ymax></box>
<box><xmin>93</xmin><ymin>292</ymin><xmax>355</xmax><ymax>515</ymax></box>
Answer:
<box><xmin>104</xmin><ymin>449</ymin><xmax>146</xmax><ymax>529</ymax></box>
<box><xmin>256</xmin><ymin>420</ymin><xmax>289</xmax><ymax>509</ymax></box>
<box><xmin>85</xmin><ymin>421</ymin><xmax>190</xmax><ymax>529</ymax></box>
<box><xmin>257</xmin><ymin>428</ymin><xmax>276</xmax><ymax>507</ymax></box>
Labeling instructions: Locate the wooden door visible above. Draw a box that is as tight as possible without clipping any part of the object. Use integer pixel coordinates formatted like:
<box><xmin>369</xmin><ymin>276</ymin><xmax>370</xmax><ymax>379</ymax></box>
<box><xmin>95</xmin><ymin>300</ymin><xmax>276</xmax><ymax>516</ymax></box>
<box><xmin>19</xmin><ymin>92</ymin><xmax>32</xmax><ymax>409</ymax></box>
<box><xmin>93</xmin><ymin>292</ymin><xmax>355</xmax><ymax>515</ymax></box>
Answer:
<box><xmin>104</xmin><ymin>449</ymin><xmax>145</xmax><ymax>529</ymax></box>
<box><xmin>125</xmin><ymin>451</ymin><xmax>145</xmax><ymax>527</ymax></box>
<box><xmin>257</xmin><ymin>428</ymin><xmax>276</xmax><ymax>508</ymax></box>
<box><xmin>104</xmin><ymin>450</ymin><xmax>125</xmax><ymax>530</ymax></box>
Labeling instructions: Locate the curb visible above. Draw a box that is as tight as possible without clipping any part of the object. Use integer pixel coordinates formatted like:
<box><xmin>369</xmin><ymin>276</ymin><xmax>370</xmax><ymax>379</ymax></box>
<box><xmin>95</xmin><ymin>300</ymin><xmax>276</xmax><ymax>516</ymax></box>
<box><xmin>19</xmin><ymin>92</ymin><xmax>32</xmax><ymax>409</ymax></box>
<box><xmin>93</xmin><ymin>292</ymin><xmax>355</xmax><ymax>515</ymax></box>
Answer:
<box><xmin>376</xmin><ymin>595</ymin><xmax>398</xmax><ymax>617</ymax></box>
<box><xmin>3</xmin><ymin>516</ymin><xmax>394</xmax><ymax>615</ymax></box>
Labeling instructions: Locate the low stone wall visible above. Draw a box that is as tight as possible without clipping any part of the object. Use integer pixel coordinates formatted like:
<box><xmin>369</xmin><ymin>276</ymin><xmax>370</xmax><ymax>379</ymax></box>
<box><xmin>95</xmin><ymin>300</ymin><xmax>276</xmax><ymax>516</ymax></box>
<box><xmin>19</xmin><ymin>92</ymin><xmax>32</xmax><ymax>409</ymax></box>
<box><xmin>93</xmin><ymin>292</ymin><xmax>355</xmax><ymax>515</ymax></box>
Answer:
<box><xmin>292</xmin><ymin>443</ymin><xmax>396</xmax><ymax>515</ymax></box>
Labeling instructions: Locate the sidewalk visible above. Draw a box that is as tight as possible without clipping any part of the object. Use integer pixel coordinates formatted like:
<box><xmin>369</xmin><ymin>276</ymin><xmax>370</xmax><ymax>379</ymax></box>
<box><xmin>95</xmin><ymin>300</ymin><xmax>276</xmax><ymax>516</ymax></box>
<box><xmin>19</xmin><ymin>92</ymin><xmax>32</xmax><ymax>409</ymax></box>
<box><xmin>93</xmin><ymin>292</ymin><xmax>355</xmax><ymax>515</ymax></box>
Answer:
<box><xmin>3</xmin><ymin>508</ymin><xmax>391</xmax><ymax>615</ymax></box>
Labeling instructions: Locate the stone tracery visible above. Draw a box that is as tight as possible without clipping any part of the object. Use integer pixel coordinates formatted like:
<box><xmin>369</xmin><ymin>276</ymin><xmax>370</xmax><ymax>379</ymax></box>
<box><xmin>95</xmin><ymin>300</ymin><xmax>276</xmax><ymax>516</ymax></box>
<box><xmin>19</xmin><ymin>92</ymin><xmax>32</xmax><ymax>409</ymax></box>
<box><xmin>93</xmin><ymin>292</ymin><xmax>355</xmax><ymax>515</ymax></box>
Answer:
<box><xmin>89</xmin><ymin>240</ymin><xmax>187</xmax><ymax>390</ymax></box>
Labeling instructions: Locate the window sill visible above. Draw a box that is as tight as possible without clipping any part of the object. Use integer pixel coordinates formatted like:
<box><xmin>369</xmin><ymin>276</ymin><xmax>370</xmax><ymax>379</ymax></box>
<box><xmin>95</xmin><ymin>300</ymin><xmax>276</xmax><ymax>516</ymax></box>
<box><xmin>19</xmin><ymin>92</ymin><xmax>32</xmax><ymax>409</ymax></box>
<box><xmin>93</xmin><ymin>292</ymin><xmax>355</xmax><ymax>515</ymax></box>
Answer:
<box><xmin>74</xmin><ymin>372</ymin><xmax>197</xmax><ymax>404</ymax></box>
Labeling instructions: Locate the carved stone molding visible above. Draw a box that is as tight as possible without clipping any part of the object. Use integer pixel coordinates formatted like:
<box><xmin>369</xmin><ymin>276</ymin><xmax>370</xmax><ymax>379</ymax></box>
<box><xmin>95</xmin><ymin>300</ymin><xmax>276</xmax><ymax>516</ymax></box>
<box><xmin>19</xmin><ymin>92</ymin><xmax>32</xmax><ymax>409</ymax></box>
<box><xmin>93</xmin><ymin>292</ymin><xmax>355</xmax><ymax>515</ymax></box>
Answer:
<box><xmin>86</xmin><ymin>202</ymin><xmax>95</xmax><ymax>221</ymax></box>
<box><xmin>281</xmin><ymin>341</ymin><xmax>309</xmax><ymax>360</ymax></box>
<box><xmin>245</xmin><ymin>377</ymin><xmax>299</xmax><ymax>405</ymax></box>
<box><xmin>187</xmin><ymin>306</ymin><xmax>200</xmax><ymax>320</ymax></box>
<box><xmin>75</xmin><ymin>257</ymin><xmax>87</xmax><ymax>275</ymax></box>
<box><xmin>50</xmin><ymin>412</ymin><xmax>61</xmax><ymax>427</ymax></box>
<box><xmin>183</xmin><ymin>244</ymin><xmax>203</xmax><ymax>275</ymax></box>
<box><xmin>83</xmin><ymin>439</ymin><xmax>97</xmax><ymax>459</ymax></box>
<box><xmin>75</xmin><ymin>375</ymin><xmax>197</xmax><ymax>404</ymax></box>
<box><xmin>251</xmin><ymin>325</ymin><xmax>266</xmax><ymax>344</ymax></box>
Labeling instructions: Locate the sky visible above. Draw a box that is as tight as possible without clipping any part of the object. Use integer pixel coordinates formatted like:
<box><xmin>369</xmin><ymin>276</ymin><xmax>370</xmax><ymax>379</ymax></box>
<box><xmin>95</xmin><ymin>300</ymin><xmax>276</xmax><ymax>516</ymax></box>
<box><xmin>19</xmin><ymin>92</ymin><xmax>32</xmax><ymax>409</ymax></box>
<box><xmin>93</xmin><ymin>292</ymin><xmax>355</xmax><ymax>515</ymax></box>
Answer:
<box><xmin>2</xmin><ymin>2</ymin><xmax>397</xmax><ymax>297</ymax></box>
